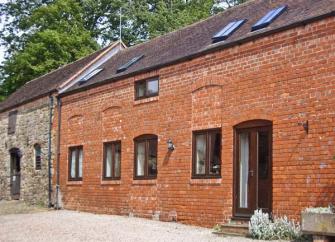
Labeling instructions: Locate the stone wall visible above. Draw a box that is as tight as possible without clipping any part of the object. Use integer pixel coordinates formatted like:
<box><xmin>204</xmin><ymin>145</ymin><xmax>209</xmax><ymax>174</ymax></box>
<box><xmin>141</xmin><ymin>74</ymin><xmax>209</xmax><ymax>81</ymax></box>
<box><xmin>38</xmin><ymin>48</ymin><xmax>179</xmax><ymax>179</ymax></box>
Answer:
<box><xmin>0</xmin><ymin>96</ymin><xmax>55</xmax><ymax>205</ymax></box>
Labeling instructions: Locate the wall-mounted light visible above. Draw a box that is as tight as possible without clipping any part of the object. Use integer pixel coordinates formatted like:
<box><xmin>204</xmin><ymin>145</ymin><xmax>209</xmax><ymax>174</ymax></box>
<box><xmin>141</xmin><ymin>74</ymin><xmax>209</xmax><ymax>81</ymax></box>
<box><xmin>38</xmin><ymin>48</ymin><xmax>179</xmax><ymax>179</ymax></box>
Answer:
<box><xmin>167</xmin><ymin>138</ymin><xmax>175</xmax><ymax>151</ymax></box>
<box><xmin>298</xmin><ymin>120</ymin><xmax>309</xmax><ymax>134</ymax></box>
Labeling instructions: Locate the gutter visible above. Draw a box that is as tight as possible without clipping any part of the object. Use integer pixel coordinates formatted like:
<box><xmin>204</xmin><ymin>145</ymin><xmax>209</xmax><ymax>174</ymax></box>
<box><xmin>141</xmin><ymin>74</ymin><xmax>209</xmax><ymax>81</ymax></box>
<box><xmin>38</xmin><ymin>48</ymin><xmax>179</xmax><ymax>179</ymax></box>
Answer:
<box><xmin>59</xmin><ymin>11</ymin><xmax>335</xmax><ymax>98</ymax></box>
<box><xmin>0</xmin><ymin>91</ymin><xmax>57</xmax><ymax>114</ymax></box>
<box><xmin>55</xmin><ymin>97</ymin><xmax>62</xmax><ymax>209</ymax></box>
<box><xmin>47</xmin><ymin>95</ymin><xmax>54</xmax><ymax>208</ymax></box>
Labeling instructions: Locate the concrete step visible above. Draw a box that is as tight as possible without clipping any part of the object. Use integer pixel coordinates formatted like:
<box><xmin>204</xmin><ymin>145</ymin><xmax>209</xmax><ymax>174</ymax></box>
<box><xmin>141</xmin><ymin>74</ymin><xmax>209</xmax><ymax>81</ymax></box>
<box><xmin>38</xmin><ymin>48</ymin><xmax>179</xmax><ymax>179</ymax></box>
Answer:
<box><xmin>213</xmin><ymin>221</ymin><xmax>249</xmax><ymax>237</ymax></box>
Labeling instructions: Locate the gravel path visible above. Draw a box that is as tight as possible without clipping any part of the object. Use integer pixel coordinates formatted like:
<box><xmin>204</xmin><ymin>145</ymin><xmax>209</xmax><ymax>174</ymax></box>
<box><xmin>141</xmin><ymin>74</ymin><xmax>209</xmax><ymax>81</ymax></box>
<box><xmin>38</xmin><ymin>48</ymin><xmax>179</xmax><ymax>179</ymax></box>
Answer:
<box><xmin>0</xmin><ymin>200</ymin><xmax>49</xmax><ymax>215</ymax></box>
<box><xmin>0</xmin><ymin>210</ymin><xmax>261</xmax><ymax>242</ymax></box>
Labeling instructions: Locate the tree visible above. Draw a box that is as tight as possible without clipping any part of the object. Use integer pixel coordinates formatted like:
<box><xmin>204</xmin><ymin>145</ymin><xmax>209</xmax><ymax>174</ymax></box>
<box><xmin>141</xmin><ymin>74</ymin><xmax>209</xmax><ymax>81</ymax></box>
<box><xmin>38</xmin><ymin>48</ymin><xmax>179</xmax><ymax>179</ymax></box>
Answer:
<box><xmin>0</xmin><ymin>0</ymin><xmax>98</xmax><ymax>99</ymax></box>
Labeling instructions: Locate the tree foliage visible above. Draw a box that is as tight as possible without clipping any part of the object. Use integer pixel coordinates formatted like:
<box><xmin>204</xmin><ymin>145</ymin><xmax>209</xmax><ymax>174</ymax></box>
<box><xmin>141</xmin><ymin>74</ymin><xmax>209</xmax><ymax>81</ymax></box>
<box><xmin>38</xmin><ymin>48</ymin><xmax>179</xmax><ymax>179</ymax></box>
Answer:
<box><xmin>0</xmin><ymin>0</ymin><xmax>246</xmax><ymax>100</ymax></box>
<box><xmin>0</xmin><ymin>0</ymin><xmax>98</xmax><ymax>99</ymax></box>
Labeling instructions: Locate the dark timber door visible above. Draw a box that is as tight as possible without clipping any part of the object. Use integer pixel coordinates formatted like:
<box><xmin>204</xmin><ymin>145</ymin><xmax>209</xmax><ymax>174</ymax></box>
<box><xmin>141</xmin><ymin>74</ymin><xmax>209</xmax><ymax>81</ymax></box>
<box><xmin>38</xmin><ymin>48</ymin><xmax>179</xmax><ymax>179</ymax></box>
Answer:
<box><xmin>10</xmin><ymin>149</ymin><xmax>21</xmax><ymax>200</ymax></box>
<box><xmin>234</xmin><ymin>120</ymin><xmax>272</xmax><ymax>218</ymax></box>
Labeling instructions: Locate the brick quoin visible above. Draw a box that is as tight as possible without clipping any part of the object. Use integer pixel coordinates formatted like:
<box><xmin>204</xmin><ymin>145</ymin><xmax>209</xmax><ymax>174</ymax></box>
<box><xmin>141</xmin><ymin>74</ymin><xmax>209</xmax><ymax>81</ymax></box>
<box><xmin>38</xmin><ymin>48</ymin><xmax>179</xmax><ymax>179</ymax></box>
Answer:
<box><xmin>56</xmin><ymin>17</ymin><xmax>335</xmax><ymax>227</ymax></box>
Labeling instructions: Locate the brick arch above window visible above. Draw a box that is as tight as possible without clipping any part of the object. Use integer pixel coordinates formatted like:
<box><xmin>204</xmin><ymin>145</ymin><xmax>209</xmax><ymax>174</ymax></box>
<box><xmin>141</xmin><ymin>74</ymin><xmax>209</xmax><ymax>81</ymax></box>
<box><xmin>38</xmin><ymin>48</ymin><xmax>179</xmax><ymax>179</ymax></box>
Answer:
<box><xmin>191</xmin><ymin>85</ymin><xmax>222</xmax><ymax>130</ymax></box>
<box><xmin>67</xmin><ymin>115</ymin><xmax>84</xmax><ymax>140</ymax></box>
<box><xmin>101</xmin><ymin>105</ymin><xmax>122</xmax><ymax>114</ymax></box>
<box><xmin>134</xmin><ymin>134</ymin><xmax>158</xmax><ymax>141</ymax></box>
<box><xmin>191</xmin><ymin>75</ymin><xmax>222</xmax><ymax>93</ymax></box>
<box><xmin>230</xmin><ymin>111</ymin><xmax>273</xmax><ymax>128</ymax></box>
<box><xmin>101</xmin><ymin>106</ymin><xmax>123</xmax><ymax>138</ymax></box>
<box><xmin>234</xmin><ymin>119</ymin><xmax>273</xmax><ymax>129</ymax></box>
<box><xmin>67</xmin><ymin>114</ymin><xmax>84</xmax><ymax>124</ymax></box>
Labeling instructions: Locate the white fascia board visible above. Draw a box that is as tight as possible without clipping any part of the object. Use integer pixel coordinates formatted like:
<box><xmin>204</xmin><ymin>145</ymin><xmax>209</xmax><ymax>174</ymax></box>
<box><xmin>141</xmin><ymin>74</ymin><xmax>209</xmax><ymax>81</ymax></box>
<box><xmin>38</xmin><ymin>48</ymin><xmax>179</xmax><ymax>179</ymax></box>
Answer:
<box><xmin>58</xmin><ymin>43</ymin><xmax>124</xmax><ymax>94</ymax></box>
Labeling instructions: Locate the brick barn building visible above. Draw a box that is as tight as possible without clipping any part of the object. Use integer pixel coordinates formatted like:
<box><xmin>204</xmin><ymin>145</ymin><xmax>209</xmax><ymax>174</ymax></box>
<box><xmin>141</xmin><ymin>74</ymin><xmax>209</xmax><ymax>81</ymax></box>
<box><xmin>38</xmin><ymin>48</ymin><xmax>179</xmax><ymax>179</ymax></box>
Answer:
<box><xmin>0</xmin><ymin>0</ymin><xmax>334</xmax><ymax>228</ymax></box>
<box><xmin>56</xmin><ymin>0</ymin><xmax>335</xmax><ymax>227</ymax></box>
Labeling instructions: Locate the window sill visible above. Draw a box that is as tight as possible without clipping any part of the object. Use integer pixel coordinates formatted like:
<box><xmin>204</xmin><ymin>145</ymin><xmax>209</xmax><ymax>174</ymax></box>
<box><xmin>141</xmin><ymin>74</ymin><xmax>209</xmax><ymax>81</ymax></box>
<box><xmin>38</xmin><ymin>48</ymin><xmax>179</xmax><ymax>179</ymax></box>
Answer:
<box><xmin>132</xmin><ymin>179</ymin><xmax>157</xmax><ymax>186</ymax></box>
<box><xmin>134</xmin><ymin>96</ymin><xmax>159</xmax><ymax>106</ymax></box>
<box><xmin>66</xmin><ymin>180</ymin><xmax>83</xmax><ymax>186</ymax></box>
<box><xmin>189</xmin><ymin>178</ymin><xmax>221</xmax><ymax>186</ymax></box>
<box><xmin>101</xmin><ymin>180</ymin><xmax>122</xmax><ymax>185</ymax></box>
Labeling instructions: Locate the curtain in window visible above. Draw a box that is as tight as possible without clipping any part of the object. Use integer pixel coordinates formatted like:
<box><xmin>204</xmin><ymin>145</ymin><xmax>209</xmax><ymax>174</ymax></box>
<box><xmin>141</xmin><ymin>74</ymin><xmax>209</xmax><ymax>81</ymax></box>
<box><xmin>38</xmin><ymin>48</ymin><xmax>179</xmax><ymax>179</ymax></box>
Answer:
<box><xmin>209</xmin><ymin>133</ymin><xmax>221</xmax><ymax>174</ymax></box>
<box><xmin>78</xmin><ymin>149</ymin><xmax>83</xmax><ymax>178</ymax></box>
<box><xmin>196</xmin><ymin>134</ymin><xmax>206</xmax><ymax>174</ymax></box>
<box><xmin>106</xmin><ymin>146</ymin><xmax>112</xmax><ymax>177</ymax></box>
<box><xmin>147</xmin><ymin>79</ymin><xmax>158</xmax><ymax>95</ymax></box>
<box><xmin>136</xmin><ymin>142</ymin><xmax>145</xmax><ymax>176</ymax></box>
<box><xmin>114</xmin><ymin>144</ymin><xmax>121</xmax><ymax>177</ymax></box>
<box><xmin>148</xmin><ymin>140</ymin><xmax>157</xmax><ymax>176</ymax></box>
<box><xmin>71</xmin><ymin>150</ymin><xmax>76</xmax><ymax>178</ymax></box>
<box><xmin>239</xmin><ymin>133</ymin><xmax>249</xmax><ymax>208</ymax></box>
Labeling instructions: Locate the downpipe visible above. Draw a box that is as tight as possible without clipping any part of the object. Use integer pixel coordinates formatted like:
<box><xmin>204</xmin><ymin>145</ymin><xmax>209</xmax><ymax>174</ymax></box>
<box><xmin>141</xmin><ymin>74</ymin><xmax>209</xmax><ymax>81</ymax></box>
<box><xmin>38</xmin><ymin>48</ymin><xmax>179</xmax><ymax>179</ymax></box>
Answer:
<box><xmin>55</xmin><ymin>97</ymin><xmax>62</xmax><ymax>210</ymax></box>
<box><xmin>47</xmin><ymin>95</ymin><xmax>54</xmax><ymax>208</ymax></box>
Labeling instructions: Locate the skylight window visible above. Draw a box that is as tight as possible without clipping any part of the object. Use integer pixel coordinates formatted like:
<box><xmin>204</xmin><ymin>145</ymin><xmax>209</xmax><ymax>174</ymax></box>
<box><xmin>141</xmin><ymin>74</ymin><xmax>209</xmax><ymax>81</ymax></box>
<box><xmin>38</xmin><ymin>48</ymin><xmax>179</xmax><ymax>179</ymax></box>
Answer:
<box><xmin>212</xmin><ymin>19</ymin><xmax>247</xmax><ymax>43</ymax></box>
<box><xmin>117</xmin><ymin>55</ymin><xmax>144</xmax><ymax>73</ymax></box>
<box><xmin>78</xmin><ymin>68</ymin><xmax>103</xmax><ymax>85</ymax></box>
<box><xmin>251</xmin><ymin>5</ymin><xmax>288</xmax><ymax>31</ymax></box>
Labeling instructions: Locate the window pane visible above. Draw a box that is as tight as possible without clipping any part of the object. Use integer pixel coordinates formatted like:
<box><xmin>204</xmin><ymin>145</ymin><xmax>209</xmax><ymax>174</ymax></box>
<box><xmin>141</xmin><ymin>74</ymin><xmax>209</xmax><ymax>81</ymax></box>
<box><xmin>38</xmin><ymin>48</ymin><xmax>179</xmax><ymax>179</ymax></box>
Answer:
<box><xmin>114</xmin><ymin>143</ymin><xmax>121</xmax><ymax>177</ymax></box>
<box><xmin>195</xmin><ymin>134</ymin><xmax>206</xmax><ymax>175</ymax></box>
<box><xmin>148</xmin><ymin>140</ymin><xmax>157</xmax><ymax>176</ymax></box>
<box><xmin>105</xmin><ymin>145</ymin><xmax>112</xmax><ymax>178</ymax></box>
<box><xmin>209</xmin><ymin>132</ymin><xmax>221</xmax><ymax>175</ymax></box>
<box><xmin>239</xmin><ymin>133</ymin><xmax>249</xmax><ymax>208</ymax></box>
<box><xmin>136</xmin><ymin>82</ymin><xmax>146</xmax><ymax>98</ymax></box>
<box><xmin>35</xmin><ymin>145</ymin><xmax>41</xmax><ymax>170</ymax></box>
<box><xmin>70</xmin><ymin>150</ymin><xmax>76</xmax><ymax>178</ymax></box>
<box><xmin>147</xmin><ymin>79</ymin><xmax>158</xmax><ymax>95</ymax></box>
<box><xmin>136</xmin><ymin>142</ymin><xmax>145</xmax><ymax>176</ymax></box>
<box><xmin>78</xmin><ymin>149</ymin><xmax>83</xmax><ymax>178</ymax></box>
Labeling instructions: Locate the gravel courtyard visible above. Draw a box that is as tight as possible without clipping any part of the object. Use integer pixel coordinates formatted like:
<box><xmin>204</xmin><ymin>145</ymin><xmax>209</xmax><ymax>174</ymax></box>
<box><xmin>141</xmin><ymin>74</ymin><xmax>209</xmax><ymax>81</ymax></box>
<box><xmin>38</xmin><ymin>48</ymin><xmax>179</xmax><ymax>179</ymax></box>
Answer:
<box><xmin>0</xmin><ymin>208</ymin><xmax>262</xmax><ymax>242</ymax></box>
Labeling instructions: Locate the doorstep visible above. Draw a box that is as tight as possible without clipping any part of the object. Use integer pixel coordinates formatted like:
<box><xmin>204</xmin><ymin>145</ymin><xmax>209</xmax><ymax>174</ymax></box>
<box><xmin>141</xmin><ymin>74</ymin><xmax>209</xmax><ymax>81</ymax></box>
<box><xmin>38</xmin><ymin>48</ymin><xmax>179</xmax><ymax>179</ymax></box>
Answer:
<box><xmin>213</xmin><ymin>219</ymin><xmax>249</xmax><ymax>237</ymax></box>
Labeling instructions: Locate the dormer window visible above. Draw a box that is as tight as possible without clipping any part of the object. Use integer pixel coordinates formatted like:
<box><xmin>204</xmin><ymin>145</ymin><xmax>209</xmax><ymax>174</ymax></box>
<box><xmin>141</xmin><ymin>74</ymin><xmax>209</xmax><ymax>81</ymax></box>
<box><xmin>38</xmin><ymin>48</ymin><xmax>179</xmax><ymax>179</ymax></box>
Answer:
<box><xmin>251</xmin><ymin>5</ymin><xmax>288</xmax><ymax>31</ymax></box>
<box><xmin>212</xmin><ymin>19</ymin><xmax>247</xmax><ymax>43</ymax></box>
<box><xmin>117</xmin><ymin>55</ymin><xmax>144</xmax><ymax>73</ymax></box>
<box><xmin>78</xmin><ymin>68</ymin><xmax>103</xmax><ymax>85</ymax></box>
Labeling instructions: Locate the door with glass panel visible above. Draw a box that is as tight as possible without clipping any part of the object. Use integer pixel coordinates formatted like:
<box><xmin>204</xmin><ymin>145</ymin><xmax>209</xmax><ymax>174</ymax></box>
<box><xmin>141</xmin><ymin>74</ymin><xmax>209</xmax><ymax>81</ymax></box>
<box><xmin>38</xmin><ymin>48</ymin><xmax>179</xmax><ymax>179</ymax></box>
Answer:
<box><xmin>234</xmin><ymin>120</ymin><xmax>272</xmax><ymax>218</ymax></box>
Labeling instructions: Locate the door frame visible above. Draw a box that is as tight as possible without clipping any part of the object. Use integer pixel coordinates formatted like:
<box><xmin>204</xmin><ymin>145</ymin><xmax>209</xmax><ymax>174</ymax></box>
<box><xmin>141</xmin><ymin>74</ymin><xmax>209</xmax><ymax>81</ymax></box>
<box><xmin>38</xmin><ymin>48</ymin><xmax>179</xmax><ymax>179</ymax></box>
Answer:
<box><xmin>232</xmin><ymin>119</ymin><xmax>272</xmax><ymax>219</ymax></box>
<box><xmin>9</xmin><ymin>148</ymin><xmax>21</xmax><ymax>200</ymax></box>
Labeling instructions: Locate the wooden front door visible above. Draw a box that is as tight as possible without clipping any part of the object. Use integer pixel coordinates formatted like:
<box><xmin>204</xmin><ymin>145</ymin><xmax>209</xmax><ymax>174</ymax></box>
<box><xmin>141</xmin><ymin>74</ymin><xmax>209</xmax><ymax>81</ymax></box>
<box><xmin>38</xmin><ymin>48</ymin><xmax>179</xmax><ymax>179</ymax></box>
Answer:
<box><xmin>234</xmin><ymin>120</ymin><xmax>272</xmax><ymax>218</ymax></box>
<box><xmin>10</xmin><ymin>149</ymin><xmax>21</xmax><ymax>200</ymax></box>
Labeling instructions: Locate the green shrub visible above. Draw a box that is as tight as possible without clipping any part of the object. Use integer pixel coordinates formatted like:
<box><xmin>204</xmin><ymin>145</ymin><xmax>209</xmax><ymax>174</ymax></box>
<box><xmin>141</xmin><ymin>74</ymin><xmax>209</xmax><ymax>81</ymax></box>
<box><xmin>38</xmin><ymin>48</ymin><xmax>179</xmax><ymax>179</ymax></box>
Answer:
<box><xmin>249</xmin><ymin>209</ymin><xmax>301</xmax><ymax>240</ymax></box>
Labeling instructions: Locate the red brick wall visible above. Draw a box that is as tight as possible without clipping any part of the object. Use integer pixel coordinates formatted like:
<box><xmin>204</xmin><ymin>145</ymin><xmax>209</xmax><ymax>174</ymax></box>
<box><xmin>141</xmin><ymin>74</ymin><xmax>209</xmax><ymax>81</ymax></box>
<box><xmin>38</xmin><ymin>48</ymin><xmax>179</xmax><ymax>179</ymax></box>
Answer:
<box><xmin>58</xmin><ymin>16</ymin><xmax>335</xmax><ymax>227</ymax></box>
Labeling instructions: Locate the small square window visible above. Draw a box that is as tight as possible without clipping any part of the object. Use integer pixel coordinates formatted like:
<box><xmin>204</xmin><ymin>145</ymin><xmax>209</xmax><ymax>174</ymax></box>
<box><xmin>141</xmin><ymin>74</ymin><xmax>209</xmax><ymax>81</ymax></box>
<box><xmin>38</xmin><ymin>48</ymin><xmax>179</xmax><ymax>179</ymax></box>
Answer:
<box><xmin>135</xmin><ymin>77</ymin><xmax>159</xmax><ymax>100</ymax></box>
<box><xmin>192</xmin><ymin>129</ymin><xmax>221</xmax><ymax>178</ymax></box>
<box><xmin>8</xmin><ymin>110</ymin><xmax>18</xmax><ymax>135</ymax></box>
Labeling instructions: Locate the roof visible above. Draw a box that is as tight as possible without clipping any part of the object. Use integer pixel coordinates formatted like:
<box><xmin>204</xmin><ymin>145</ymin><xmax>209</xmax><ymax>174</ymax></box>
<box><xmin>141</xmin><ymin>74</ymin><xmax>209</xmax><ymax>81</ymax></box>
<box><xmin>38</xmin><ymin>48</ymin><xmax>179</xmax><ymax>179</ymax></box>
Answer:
<box><xmin>0</xmin><ymin>41</ymin><xmax>125</xmax><ymax>112</ymax></box>
<box><xmin>64</xmin><ymin>0</ymin><xmax>335</xmax><ymax>95</ymax></box>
